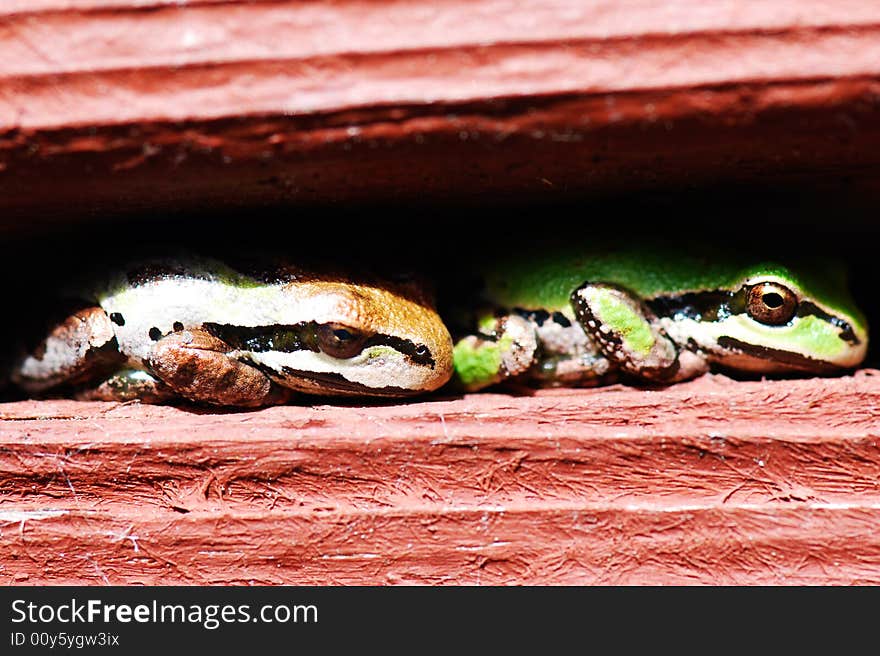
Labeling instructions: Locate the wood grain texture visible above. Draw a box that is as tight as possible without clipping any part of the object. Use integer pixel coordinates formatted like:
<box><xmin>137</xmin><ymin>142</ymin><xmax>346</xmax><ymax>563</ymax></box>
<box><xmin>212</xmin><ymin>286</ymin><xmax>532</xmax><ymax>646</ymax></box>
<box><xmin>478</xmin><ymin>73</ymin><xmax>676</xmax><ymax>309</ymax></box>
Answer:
<box><xmin>2</xmin><ymin>0</ymin><xmax>880</xmax><ymax>586</ymax></box>
<box><xmin>2</xmin><ymin>372</ymin><xmax>880</xmax><ymax>585</ymax></box>
<box><xmin>4</xmin><ymin>0</ymin><xmax>880</xmax><ymax>127</ymax></box>
<box><xmin>2</xmin><ymin>0</ymin><xmax>880</xmax><ymax>222</ymax></box>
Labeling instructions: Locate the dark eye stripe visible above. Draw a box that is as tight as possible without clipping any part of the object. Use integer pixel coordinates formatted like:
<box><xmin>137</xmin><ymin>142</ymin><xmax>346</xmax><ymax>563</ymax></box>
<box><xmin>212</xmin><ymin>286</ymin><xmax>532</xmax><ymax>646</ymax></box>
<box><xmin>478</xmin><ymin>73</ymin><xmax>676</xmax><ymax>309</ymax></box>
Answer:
<box><xmin>647</xmin><ymin>290</ymin><xmax>860</xmax><ymax>346</ymax></box>
<box><xmin>715</xmin><ymin>337</ymin><xmax>847</xmax><ymax>373</ymax></box>
<box><xmin>646</xmin><ymin>290</ymin><xmax>737</xmax><ymax>322</ymax></box>
<box><xmin>796</xmin><ymin>301</ymin><xmax>859</xmax><ymax>345</ymax></box>
<box><xmin>204</xmin><ymin>322</ymin><xmax>312</xmax><ymax>353</ymax></box>
<box><xmin>202</xmin><ymin>322</ymin><xmax>434</xmax><ymax>367</ymax></box>
<box><xmin>364</xmin><ymin>334</ymin><xmax>435</xmax><ymax>368</ymax></box>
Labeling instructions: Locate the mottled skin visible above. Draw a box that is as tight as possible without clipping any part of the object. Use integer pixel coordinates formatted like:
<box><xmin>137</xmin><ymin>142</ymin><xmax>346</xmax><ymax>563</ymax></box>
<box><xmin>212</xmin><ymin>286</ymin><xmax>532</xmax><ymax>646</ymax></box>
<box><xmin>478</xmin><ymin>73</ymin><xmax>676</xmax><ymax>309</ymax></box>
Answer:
<box><xmin>12</xmin><ymin>257</ymin><xmax>453</xmax><ymax>406</ymax></box>
<box><xmin>453</xmin><ymin>243</ymin><xmax>868</xmax><ymax>391</ymax></box>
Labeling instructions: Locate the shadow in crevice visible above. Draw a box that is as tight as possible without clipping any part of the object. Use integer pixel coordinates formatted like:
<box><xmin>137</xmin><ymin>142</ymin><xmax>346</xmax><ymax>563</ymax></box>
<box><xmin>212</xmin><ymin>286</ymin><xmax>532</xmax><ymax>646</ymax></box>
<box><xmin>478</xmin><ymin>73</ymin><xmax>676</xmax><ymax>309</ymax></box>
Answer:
<box><xmin>2</xmin><ymin>181</ymin><xmax>880</xmax><ymax>407</ymax></box>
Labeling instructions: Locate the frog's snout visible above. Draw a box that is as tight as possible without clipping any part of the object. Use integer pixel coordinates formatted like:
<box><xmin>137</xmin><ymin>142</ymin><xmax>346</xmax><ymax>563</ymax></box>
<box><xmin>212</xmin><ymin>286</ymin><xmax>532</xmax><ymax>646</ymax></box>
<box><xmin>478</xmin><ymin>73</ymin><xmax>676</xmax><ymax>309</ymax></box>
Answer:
<box><xmin>394</xmin><ymin>311</ymin><xmax>454</xmax><ymax>392</ymax></box>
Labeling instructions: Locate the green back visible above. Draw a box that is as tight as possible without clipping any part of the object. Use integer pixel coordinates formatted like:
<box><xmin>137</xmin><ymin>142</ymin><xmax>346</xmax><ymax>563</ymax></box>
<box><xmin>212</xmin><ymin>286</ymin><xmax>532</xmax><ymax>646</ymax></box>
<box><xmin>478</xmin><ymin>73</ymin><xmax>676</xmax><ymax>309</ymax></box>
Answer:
<box><xmin>480</xmin><ymin>241</ymin><xmax>864</xmax><ymax>325</ymax></box>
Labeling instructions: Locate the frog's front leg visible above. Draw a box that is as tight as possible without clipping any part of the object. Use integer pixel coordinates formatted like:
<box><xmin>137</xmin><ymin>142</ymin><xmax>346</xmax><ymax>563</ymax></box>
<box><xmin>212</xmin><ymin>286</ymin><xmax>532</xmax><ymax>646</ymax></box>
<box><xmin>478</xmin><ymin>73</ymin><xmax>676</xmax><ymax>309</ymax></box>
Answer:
<box><xmin>12</xmin><ymin>304</ymin><xmax>125</xmax><ymax>393</ymax></box>
<box><xmin>570</xmin><ymin>282</ymin><xmax>708</xmax><ymax>383</ymax></box>
<box><xmin>452</xmin><ymin>314</ymin><xmax>539</xmax><ymax>391</ymax></box>
<box><xmin>147</xmin><ymin>329</ymin><xmax>291</xmax><ymax>407</ymax></box>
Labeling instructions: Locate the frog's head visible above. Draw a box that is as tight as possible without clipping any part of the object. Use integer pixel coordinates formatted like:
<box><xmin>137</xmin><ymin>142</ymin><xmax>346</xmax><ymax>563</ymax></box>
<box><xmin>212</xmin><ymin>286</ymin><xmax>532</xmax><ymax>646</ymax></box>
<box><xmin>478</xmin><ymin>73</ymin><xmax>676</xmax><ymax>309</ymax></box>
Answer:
<box><xmin>232</xmin><ymin>280</ymin><xmax>454</xmax><ymax>397</ymax></box>
<box><xmin>661</xmin><ymin>261</ymin><xmax>868</xmax><ymax>375</ymax></box>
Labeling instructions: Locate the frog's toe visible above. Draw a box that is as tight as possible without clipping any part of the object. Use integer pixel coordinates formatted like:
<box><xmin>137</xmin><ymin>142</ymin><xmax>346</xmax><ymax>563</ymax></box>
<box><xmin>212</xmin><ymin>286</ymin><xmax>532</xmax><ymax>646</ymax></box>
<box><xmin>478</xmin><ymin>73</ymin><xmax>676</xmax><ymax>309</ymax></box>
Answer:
<box><xmin>453</xmin><ymin>315</ymin><xmax>538</xmax><ymax>391</ymax></box>
<box><xmin>147</xmin><ymin>329</ymin><xmax>288</xmax><ymax>407</ymax></box>
<box><xmin>12</xmin><ymin>304</ymin><xmax>124</xmax><ymax>393</ymax></box>
<box><xmin>571</xmin><ymin>282</ymin><xmax>680</xmax><ymax>382</ymax></box>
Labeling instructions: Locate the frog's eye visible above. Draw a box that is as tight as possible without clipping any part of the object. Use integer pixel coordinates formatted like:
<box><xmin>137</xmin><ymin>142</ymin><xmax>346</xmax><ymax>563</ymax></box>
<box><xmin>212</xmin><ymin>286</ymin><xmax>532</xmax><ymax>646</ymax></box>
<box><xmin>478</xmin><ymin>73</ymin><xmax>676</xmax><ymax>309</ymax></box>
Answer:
<box><xmin>316</xmin><ymin>323</ymin><xmax>371</xmax><ymax>359</ymax></box>
<box><xmin>746</xmin><ymin>282</ymin><xmax>798</xmax><ymax>326</ymax></box>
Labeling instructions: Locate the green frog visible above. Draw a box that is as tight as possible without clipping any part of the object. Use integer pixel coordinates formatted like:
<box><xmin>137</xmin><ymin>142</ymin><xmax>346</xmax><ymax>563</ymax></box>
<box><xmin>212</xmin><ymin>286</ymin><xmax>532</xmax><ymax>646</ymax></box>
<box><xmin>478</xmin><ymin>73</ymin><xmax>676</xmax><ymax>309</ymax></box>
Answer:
<box><xmin>452</xmin><ymin>243</ymin><xmax>868</xmax><ymax>390</ymax></box>
<box><xmin>11</xmin><ymin>256</ymin><xmax>453</xmax><ymax>406</ymax></box>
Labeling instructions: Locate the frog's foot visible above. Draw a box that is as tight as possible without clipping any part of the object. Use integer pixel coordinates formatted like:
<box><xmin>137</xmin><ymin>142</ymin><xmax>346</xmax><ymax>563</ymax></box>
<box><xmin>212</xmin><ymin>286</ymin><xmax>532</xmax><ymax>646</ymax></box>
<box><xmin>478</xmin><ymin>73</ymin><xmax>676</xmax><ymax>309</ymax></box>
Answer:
<box><xmin>453</xmin><ymin>315</ymin><xmax>538</xmax><ymax>391</ymax></box>
<box><xmin>571</xmin><ymin>282</ymin><xmax>707</xmax><ymax>383</ymax></box>
<box><xmin>75</xmin><ymin>369</ymin><xmax>178</xmax><ymax>403</ymax></box>
<box><xmin>147</xmin><ymin>329</ymin><xmax>291</xmax><ymax>407</ymax></box>
<box><xmin>532</xmin><ymin>351</ymin><xmax>617</xmax><ymax>387</ymax></box>
<box><xmin>11</xmin><ymin>304</ymin><xmax>125</xmax><ymax>393</ymax></box>
<box><xmin>529</xmin><ymin>309</ymin><xmax>615</xmax><ymax>387</ymax></box>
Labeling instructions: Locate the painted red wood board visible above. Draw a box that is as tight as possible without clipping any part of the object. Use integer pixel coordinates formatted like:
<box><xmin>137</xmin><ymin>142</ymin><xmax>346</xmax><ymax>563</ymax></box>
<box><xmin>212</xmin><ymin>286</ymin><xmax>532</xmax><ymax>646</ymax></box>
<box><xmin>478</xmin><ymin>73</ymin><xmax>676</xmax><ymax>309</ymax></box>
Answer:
<box><xmin>1</xmin><ymin>0</ymin><xmax>880</xmax><ymax>226</ymax></box>
<box><xmin>2</xmin><ymin>372</ymin><xmax>880</xmax><ymax>585</ymax></box>
<box><xmin>1</xmin><ymin>0</ymin><xmax>879</xmax><ymax>586</ymax></box>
